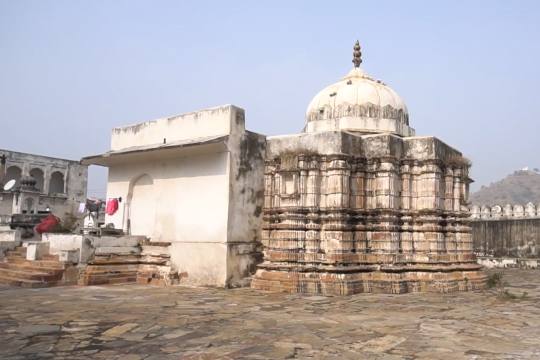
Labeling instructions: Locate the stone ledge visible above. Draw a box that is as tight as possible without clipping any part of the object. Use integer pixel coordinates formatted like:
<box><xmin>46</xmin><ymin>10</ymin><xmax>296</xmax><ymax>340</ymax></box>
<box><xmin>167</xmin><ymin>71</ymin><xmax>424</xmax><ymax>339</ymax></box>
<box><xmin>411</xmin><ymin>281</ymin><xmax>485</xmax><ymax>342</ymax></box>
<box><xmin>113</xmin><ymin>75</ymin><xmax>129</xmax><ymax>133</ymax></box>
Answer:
<box><xmin>252</xmin><ymin>268</ymin><xmax>486</xmax><ymax>295</ymax></box>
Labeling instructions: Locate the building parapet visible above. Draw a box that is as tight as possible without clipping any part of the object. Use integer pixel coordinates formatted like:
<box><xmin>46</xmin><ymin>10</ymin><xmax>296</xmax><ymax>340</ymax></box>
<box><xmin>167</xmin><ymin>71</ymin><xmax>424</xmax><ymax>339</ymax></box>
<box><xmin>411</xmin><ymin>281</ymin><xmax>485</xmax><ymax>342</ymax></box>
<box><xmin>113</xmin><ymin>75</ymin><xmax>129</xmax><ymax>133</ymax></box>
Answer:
<box><xmin>469</xmin><ymin>203</ymin><xmax>540</xmax><ymax>220</ymax></box>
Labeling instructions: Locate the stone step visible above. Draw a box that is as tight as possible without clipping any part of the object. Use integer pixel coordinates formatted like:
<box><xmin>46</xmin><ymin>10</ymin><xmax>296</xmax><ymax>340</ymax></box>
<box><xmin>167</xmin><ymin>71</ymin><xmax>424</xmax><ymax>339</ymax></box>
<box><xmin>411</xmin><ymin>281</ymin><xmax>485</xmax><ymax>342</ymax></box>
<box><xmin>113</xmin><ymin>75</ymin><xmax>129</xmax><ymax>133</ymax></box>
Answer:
<box><xmin>0</xmin><ymin>274</ymin><xmax>49</xmax><ymax>288</ymax></box>
<box><xmin>89</xmin><ymin>255</ymin><xmax>141</xmax><ymax>265</ymax></box>
<box><xmin>12</xmin><ymin>246</ymin><xmax>26</xmax><ymax>253</ymax></box>
<box><xmin>82</xmin><ymin>272</ymin><xmax>139</xmax><ymax>280</ymax></box>
<box><xmin>6</xmin><ymin>258</ymin><xmax>65</xmax><ymax>269</ymax></box>
<box><xmin>80</xmin><ymin>275</ymin><xmax>137</xmax><ymax>286</ymax></box>
<box><xmin>79</xmin><ymin>270</ymin><xmax>138</xmax><ymax>285</ymax></box>
<box><xmin>136</xmin><ymin>276</ymin><xmax>169</xmax><ymax>286</ymax></box>
<box><xmin>140</xmin><ymin>245</ymin><xmax>171</xmax><ymax>257</ymax></box>
<box><xmin>82</xmin><ymin>267</ymin><xmax>139</xmax><ymax>275</ymax></box>
<box><xmin>138</xmin><ymin>256</ymin><xmax>170</xmax><ymax>265</ymax></box>
<box><xmin>0</xmin><ymin>267</ymin><xmax>62</xmax><ymax>282</ymax></box>
<box><xmin>41</xmin><ymin>254</ymin><xmax>59</xmax><ymax>261</ymax></box>
<box><xmin>92</xmin><ymin>235</ymin><xmax>145</xmax><ymax>248</ymax></box>
<box><xmin>94</xmin><ymin>246</ymin><xmax>141</xmax><ymax>256</ymax></box>
<box><xmin>4</xmin><ymin>254</ymin><xmax>25</xmax><ymax>260</ymax></box>
<box><xmin>5</xmin><ymin>249</ymin><xmax>26</xmax><ymax>257</ymax></box>
<box><xmin>0</xmin><ymin>262</ymin><xmax>64</xmax><ymax>275</ymax></box>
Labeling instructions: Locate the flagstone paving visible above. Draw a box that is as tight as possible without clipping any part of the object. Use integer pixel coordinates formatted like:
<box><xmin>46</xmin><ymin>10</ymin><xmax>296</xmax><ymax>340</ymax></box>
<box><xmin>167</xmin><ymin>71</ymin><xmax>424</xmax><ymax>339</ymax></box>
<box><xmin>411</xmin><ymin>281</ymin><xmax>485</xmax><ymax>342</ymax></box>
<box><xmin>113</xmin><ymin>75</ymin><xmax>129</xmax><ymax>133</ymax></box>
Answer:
<box><xmin>0</xmin><ymin>269</ymin><xmax>539</xmax><ymax>359</ymax></box>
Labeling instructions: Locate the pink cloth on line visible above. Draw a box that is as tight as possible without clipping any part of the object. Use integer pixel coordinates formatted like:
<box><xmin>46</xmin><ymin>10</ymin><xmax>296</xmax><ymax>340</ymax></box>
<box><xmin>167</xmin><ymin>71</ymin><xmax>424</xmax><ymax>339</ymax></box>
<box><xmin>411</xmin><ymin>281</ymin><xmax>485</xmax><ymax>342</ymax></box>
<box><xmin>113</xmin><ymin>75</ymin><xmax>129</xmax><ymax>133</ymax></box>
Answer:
<box><xmin>106</xmin><ymin>198</ymin><xmax>119</xmax><ymax>215</ymax></box>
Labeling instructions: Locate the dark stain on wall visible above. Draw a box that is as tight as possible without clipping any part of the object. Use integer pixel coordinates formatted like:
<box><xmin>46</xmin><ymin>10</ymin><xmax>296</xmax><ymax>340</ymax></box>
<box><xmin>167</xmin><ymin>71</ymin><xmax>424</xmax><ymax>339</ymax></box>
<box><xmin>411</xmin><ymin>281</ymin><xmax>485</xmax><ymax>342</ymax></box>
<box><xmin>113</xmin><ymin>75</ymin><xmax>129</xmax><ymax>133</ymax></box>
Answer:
<box><xmin>236</xmin><ymin>133</ymin><xmax>265</xmax><ymax>182</ymax></box>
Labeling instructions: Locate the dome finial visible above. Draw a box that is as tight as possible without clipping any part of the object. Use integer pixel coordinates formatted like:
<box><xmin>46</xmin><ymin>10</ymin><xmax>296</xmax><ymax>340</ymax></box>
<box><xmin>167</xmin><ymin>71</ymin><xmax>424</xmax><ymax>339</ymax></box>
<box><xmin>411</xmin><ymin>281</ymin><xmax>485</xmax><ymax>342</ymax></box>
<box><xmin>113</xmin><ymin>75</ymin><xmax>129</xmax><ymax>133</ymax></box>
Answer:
<box><xmin>352</xmin><ymin>40</ymin><xmax>362</xmax><ymax>68</ymax></box>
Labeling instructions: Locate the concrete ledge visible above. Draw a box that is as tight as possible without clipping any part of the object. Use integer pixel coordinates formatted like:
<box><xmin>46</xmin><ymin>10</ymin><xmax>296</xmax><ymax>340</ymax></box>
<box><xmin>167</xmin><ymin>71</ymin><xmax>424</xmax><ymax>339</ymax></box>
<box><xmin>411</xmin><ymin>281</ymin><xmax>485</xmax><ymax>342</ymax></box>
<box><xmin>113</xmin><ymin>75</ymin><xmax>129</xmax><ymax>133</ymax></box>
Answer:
<box><xmin>43</xmin><ymin>233</ymin><xmax>93</xmax><ymax>264</ymax></box>
<box><xmin>92</xmin><ymin>236</ymin><xmax>144</xmax><ymax>248</ymax></box>
<box><xmin>0</xmin><ymin>229</ymin><xmax>21</xmax><ymax>243</ymax></box>
<box><xmin>94</xmin><ymin>246</ymin><xmax>141</xmax><ymax>256</ymax></box>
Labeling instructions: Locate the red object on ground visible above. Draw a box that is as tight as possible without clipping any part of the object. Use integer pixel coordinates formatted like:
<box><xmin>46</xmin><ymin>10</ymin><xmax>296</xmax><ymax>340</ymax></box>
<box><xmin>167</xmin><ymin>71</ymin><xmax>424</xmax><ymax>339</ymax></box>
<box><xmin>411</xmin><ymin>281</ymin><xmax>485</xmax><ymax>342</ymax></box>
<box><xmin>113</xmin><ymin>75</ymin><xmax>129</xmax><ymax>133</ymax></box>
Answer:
<box><xmin>35</xmin><ymin>214</ymin><xmax>60</xmax><ymax>234</ymax></box>
<box><xmin>106</xmin><ymin>198</ymin><xmax>119</xmax><ymax>215</ymax></box>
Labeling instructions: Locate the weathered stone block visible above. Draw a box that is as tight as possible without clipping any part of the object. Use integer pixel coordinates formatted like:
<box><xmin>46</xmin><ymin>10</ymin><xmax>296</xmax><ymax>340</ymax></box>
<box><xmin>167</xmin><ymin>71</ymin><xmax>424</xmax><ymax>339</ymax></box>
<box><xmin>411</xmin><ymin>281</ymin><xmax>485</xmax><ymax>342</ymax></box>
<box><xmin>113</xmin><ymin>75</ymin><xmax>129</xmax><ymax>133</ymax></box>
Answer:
<box><xmin>92</xmin><ymin>236</ymin><xmax>144</xmax><ymax>248</ymax></box>
<box><xmin>25</xmin><ymin>241</ymin><xmax>50</xmax><ymax>261</ymax></box>
<box><xmin>94</xmin><ymin>246</ymin><xmax>141</xmax><ymax>256</ymax></box>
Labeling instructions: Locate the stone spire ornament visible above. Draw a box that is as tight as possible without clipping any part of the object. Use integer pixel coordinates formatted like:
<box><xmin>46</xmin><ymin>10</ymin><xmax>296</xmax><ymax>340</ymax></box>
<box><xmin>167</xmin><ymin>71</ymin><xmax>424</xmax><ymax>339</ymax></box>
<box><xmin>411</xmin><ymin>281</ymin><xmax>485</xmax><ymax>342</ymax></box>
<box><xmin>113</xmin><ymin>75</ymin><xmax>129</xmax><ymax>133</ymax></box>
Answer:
<box><xmin>352</xmin><ymin>40</ymin><xmax>362</xmax><ymax>68</ymax></box>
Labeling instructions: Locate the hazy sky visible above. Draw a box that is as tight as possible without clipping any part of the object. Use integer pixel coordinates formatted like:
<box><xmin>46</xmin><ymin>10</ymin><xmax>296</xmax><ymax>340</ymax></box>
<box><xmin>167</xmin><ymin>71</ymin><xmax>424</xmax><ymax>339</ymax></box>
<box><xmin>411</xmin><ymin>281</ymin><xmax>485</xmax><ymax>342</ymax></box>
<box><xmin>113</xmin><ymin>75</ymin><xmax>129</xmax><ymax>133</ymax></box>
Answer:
<box><xmin>1</xmin><ymin>1</ymin><xmax>539</xmax><ymax>197</ymax></box>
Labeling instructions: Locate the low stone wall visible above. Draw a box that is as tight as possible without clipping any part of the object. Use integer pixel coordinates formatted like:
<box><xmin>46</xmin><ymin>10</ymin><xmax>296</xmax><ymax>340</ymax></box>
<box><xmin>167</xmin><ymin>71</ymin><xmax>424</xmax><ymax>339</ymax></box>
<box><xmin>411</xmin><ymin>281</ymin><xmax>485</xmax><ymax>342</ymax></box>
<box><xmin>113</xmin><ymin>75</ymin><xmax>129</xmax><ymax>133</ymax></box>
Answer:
<box><xmin>41</xmin><ymin>234</ymin><xmax>179</xmax><ymax>286</ymax></box>
<box><xmin>0</xmin><ymin>229</ymin><xmax>20</xmax><ymax>243</ymax></box>
<box><xmin>42</xmin><ymin>234</ymin><xmax>144</xmax><ymax>265</ymax></box>
<box><xmin>0</xmin><ymin>215</ymin><xmax>11</xmax><ymax>225</ymax></box>
<box><xmin>0</xmin><ymin>229</ymin><xmax>21</xmax><ymax>259</ymax></box>
<box><xmin>472</xmin><ymin>217</ymin><xmax>540</xmax><ymax>268</ymax></box>
<box><xmin>43</xmin><ymin>233</ymin><xmax>92</xmax><ymax>264</ymax></box>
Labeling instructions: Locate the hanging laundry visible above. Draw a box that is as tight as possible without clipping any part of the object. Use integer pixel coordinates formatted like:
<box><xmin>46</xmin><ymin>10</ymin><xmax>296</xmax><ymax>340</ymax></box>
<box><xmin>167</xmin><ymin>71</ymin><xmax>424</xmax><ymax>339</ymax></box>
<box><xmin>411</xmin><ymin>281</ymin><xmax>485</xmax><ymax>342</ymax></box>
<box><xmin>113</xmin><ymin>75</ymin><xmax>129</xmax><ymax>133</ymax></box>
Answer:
<box><xmin>86</xmin><ymin>199</ymin><xmax>101</xmax><ymax>213</ymax></box>
<box><xmin>78</xmin><ymin>202</ymin><xmax>86</xmax><ymax>213</ymax></box>
<box><xmin>106</xmin><ymin>198</ymin><xmax>119</xmax><ymax>215</ymax></box>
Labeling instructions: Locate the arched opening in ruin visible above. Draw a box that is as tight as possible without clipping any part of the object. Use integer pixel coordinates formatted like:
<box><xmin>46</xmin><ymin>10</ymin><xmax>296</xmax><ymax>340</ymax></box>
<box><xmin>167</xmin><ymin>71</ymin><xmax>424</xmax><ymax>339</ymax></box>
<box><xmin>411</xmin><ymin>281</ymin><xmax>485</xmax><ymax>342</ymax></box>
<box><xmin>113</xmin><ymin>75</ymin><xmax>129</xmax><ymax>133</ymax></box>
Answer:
<box><xmin>49</xmin><ymin>171</ymin><xmax>65</xmax><ymax>194</ymax></box>
<box><xmin>29</xmin><ymin>168</ymin><xmax>44</xmax><ymax>192</ymax></box>
<box><xmin>127</xmin><ymin>174</ymin><xmax>155</xmax><ymax>237</ymax></box>
<box><xmin>5</xmin><ymin>165</ymin><xmax>22</xmax><ymax>183</ymax></box>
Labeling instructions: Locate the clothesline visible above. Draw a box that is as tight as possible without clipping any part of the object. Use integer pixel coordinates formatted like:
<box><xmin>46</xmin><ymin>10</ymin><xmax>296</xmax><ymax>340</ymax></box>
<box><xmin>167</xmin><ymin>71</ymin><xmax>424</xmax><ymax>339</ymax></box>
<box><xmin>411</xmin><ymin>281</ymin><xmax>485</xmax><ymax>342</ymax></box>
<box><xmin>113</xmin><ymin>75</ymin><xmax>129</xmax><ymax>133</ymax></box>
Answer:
<box><xmin>78</xmin><ymin>197</ymin><xmax>121</xmax><ymax>216</ymax></box>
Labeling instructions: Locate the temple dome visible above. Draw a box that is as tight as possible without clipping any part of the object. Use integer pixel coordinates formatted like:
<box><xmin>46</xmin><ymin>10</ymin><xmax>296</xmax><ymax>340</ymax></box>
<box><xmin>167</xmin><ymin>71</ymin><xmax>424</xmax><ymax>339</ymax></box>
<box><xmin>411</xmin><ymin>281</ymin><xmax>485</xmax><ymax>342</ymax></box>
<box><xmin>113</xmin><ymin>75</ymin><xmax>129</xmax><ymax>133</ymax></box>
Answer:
<box><xmin>304</xmin><ymin>42</ymin><xmax>415</xmax><ymax>137</ymax></box>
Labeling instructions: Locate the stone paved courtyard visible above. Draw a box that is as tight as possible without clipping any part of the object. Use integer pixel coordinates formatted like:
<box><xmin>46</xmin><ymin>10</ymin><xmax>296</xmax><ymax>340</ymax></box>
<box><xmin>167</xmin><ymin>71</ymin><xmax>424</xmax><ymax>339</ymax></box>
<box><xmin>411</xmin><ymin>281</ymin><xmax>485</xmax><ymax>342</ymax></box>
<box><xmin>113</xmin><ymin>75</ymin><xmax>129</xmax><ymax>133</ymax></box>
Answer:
<box><xmin>0</xmin><ymin>269</ymin><xmax>539</xmax><ymax>360</ymax></box>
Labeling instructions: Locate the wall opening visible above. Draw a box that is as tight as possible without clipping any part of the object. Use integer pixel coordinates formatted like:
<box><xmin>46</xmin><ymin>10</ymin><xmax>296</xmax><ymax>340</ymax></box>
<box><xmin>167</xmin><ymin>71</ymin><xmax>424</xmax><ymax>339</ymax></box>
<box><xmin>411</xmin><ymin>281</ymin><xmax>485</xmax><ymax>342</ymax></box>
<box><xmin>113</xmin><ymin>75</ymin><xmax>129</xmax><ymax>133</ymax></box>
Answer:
<box><xmin>29</xmin><ymin>168</ymin><xmax>44</xmax><ymax>192</ymax></box>
<box><xmin>50</xmin><ymin>171</ymin><xmax>65</xmax><ymax>194</ymax></box>
<box><xmin>5</xmin><ymin>165</ymin><xmax>22</xmax><ymax>183</ymax></box>
<box><xmin>127</xmin><ymin>174</ymin><xmax>155</xmax><ymax>237</ymax></box>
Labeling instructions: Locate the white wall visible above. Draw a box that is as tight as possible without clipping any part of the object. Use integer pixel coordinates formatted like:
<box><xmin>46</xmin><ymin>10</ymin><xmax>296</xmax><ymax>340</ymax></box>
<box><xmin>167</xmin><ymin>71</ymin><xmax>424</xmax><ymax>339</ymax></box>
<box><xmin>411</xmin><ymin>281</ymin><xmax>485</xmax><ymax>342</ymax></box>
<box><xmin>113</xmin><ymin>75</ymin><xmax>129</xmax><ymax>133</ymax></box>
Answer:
<box><xmin>93</xmin><ymin>104</ymin><xmax>266</xmax><ymax>287</ymax></box>
<box><xmin>110</xmin><ymin>105</ymin><xmax>240</xmax><ymax>151</ymax></box>
<box><xmin>105</xmin><ymin>150</ymin><xmax>231</xmax><ymax>284</ymax></box>
<box><xmin>106</xmin><ymin>151</ymin><xmax>229</xmax><ymax>242</ymax></box>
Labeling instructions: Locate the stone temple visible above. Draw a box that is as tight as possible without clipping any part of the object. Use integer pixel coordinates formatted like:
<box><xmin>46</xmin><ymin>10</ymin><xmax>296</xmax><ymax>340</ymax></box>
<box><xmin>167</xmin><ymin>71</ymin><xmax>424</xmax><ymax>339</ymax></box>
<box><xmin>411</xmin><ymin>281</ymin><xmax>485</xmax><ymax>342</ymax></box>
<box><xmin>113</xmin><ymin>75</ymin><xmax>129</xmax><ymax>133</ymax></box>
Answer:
<box><xmin>1</xmin><ymin>41</ymin><xmax>484</xmax><ymax>294</ymax></box>
<box><xmin>251</xmin><ymin>41</ymin><xmax>486</xmax><ymax>294</ymax></box>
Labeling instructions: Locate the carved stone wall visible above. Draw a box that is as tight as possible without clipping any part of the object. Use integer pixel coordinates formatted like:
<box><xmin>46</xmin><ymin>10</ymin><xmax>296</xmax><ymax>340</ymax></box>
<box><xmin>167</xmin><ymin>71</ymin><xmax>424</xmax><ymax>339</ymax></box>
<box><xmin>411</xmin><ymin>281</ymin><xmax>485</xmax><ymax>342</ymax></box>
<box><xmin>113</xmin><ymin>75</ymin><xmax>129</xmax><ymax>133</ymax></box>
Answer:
<box><xmin>251</xmin><ymin>132</ymin><xmax>485</xmax><ymax>295</ymax></box>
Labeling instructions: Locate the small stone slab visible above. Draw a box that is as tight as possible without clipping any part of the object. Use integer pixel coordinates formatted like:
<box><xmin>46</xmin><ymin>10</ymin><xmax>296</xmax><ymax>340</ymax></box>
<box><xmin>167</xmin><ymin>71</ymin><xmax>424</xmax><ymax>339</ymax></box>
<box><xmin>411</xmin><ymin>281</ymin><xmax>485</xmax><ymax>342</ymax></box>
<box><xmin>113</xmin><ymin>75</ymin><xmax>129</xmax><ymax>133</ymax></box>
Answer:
<box><xmin>102</xmin><ymin>323</ymin><xmax>138</xmax><ymax>337</ymax></box>
<box><xmin>16</xmin><ymin>324</ymin><xmax>61</xmax><ymax>337</ymax></box>
<box><xmin>94</xmin><ymin>247</ymin><xmax>141</xmax><ymax>256</ymax></box>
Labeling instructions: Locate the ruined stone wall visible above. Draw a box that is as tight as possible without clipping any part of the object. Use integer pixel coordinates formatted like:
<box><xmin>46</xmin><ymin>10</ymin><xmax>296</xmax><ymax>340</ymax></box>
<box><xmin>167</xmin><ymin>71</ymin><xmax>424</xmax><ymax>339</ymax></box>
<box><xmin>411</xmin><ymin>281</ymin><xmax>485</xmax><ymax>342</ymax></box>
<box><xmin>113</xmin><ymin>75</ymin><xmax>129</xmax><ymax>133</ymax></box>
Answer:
<box><xmin>0</xmin><ymin>149</ymin><xmax>88</xmax><ymax>218</ymax></box>
<box><xmin>472</xmin><ymin>218</ymin><xmax>540</xmax><ymax>258</ymax></box>
<box><xmin>470</xmin><ymin>203</ymin><xmax>540</xmax><ymax>268</ymax></box>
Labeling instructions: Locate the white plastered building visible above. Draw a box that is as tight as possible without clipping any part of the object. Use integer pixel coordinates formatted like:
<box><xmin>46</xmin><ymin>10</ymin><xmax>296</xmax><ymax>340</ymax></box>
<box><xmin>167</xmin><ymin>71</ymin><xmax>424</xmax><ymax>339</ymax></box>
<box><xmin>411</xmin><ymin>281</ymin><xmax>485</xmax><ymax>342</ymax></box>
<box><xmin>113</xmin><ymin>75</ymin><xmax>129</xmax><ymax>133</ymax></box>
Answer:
<box><xmin>82</xmin><ymin>105</ymin><xmax>265</xmax><ymax>287</ymax></box>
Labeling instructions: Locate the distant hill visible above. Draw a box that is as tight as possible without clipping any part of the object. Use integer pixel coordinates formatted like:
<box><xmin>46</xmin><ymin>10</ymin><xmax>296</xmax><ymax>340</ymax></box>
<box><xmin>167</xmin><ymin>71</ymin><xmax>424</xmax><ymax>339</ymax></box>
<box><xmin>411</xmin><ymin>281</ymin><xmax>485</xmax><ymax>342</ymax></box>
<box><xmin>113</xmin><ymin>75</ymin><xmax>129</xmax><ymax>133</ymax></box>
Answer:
<box><xmin>470</xmin><ymin>169</ymin><xmax>540</xmax><ymax>206</ymax></box>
